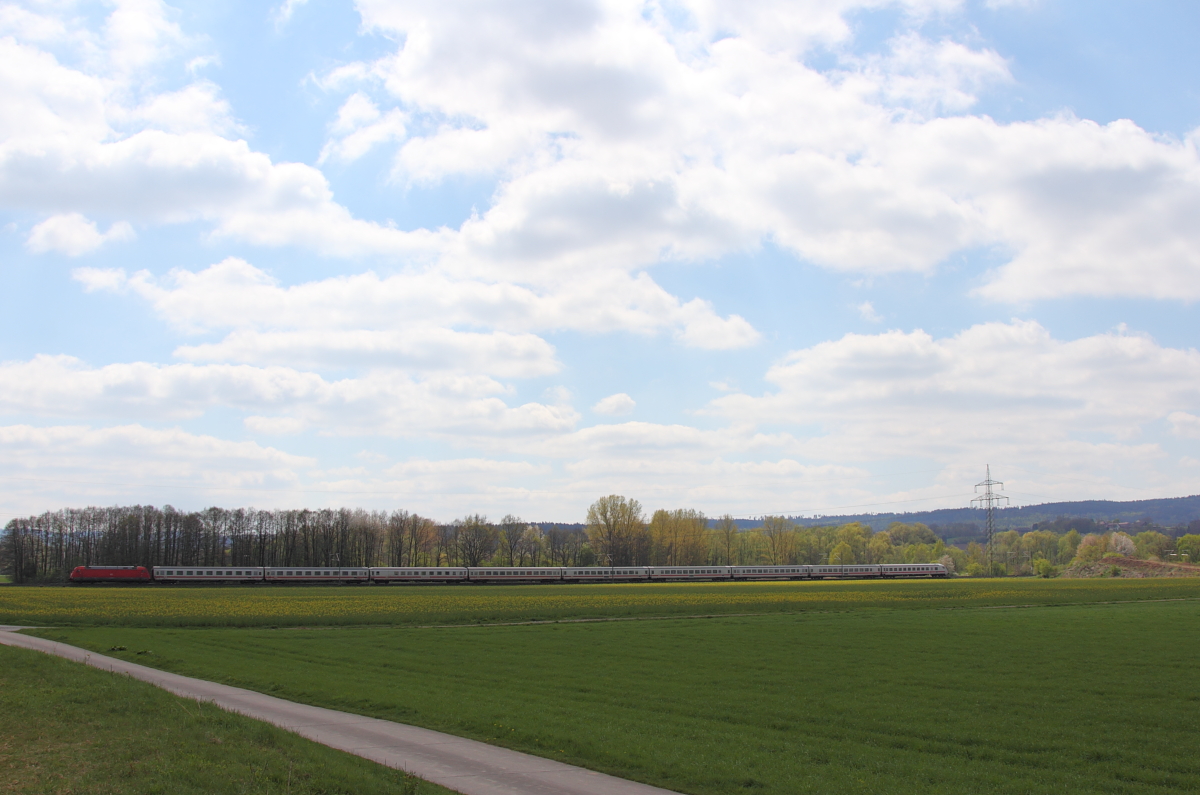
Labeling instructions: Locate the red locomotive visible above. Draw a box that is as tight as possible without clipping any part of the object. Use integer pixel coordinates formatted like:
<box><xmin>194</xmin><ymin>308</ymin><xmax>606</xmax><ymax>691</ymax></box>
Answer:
<box><xmin>68</xmin><ymin>565</ymin><xmax>152</xmax><ymax>583</ymax></box>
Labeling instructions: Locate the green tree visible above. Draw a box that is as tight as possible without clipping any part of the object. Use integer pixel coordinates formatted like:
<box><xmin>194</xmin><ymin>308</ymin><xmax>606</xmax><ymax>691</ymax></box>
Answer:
<box><xmin>834</xmin><ymin>522</ymin><xmax>872</xmax><ymax>562</ymax></box>
<box><xmin>867</xmin><ymin>532</ymin><xmax>895</xmax><ymax>564</ymax></box>
<box><xmin>828</xmin><ymin>541</ymin><xmax>854</xmax><ymax>565</ymax></box>
<box><xmin>586</xmin><ymin>496</ymin><xmax>647</xmax><ymax>566</ymax></box>
<box><xmin>1133</xmin><ymin>530</ymin><xmax>1172</xmax><ymax>560</ymax></box>
<box><xmin>887</xmin><ymin>522</ymin><xmax>938</xmax><ymax>546</ymax></box>
<box><xmin>1033</xmin><ymin>558</ymin><xmax>1058</xmax><ymax>578</ymax></box>
<box><xmin>1175</xmin><ymin>534</ymin><xmax>1200</xmax><ymax>564</ymax></box>
<box><xmin>1057</xmin><ymin>530</ymin><xmax>1081</xmax><ymax>563</ymax></box>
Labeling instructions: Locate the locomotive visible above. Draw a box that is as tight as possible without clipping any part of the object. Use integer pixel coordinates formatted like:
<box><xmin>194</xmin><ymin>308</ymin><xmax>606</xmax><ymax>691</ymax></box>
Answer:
<box><xmin>69</xmin><ymin>562</ymin><xmax>947</xmax><ymax>583</ymax></box>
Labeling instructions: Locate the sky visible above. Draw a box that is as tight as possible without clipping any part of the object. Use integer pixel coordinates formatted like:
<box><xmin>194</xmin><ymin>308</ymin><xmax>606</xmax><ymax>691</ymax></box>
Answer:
<box><xmin>1</xmin><ymin>0</ymin><xmax>1198</xmax><ymax>524</ymax></box>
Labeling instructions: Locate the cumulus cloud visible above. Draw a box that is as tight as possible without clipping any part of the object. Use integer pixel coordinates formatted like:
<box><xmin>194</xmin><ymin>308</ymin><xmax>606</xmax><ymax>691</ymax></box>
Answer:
<box><xmin>1168</xmin><ymin>411</ymin><xmax>1200</xmax><ymax>440</ymax></box>
<box><xmin>857</xmin><ymin>301</ymin><xmax>883</xmax><ymax>322</ymax></box>
<box><xmin>592</xmin><ymin>393</ymin><xmax>636</xmax><ymax>416</ymax></box>
<box><xmin>0</xmin><ymin>422</ymin><xmax>315</xmax><ymax>510</ymax></box>
<box><xmin>26</xmin><ymin>213</ymin><xmax>135</xmax><ymax>256</ymax></box>
<box><xmin>304</xmin><ymin>0</ymin><xmax>1200</xmax><ymax>299</ymax></box>
<box><xmin>74</xmin><ymin>258</ymin><xmax>759</xmax><ymax>354</ymax></box>
<box><xmin>0</xmin><ymin>355</ymin><xmax>579</xmax><ymax>439</ymax></box>
<box><xmin>711</xmin><ymin>320</ymin><xmax>1200</xmax><ymax>469</ymax></box>
<box><xmin>7</xmin><ymin>1</ymin><xmax>1195</xmax><ymax>300</ymax></box>
<box><xmin>0</xmin><ymin>6</ymin><xmax>432</xmax><ymax>259</ymax></box>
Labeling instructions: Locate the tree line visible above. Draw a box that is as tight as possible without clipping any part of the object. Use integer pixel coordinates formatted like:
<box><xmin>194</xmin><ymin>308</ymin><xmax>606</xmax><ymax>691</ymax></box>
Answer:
<box><xmin>4</xmin><ymin>495</ymin><xmax>1198</xmax><ymax>582</ymax></box>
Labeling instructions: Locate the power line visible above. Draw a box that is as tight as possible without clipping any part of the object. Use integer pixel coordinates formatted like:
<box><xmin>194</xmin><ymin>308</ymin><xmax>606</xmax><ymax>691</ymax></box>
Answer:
<box><xmin>971</xmin><ymin>465</ymin><xmax>1009</xmax><ymax>568</ymax></box>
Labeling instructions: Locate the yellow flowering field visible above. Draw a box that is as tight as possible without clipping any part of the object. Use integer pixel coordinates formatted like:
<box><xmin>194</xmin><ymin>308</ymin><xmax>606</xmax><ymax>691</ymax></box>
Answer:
<box><xmin>3</xmin><ymin>577</ymin><xmax>1197</xmax><ymax>627</ymax></box>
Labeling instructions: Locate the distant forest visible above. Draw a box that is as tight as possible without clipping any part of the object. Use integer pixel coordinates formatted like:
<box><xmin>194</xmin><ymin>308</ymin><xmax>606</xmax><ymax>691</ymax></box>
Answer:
<box><xmin>724</xmin><ymin>494</ymin><xmax>1200</xmax><ymax>544</ymax></box>
<box><xmin>537</xmin><ymin>495</ymin><xmax>1200</xmax><ymax>545</ymax></box>
<box><xmin>4</xmin><ymin>494</ymin><xmax>1199</xmax><ymax>583</ymax></box>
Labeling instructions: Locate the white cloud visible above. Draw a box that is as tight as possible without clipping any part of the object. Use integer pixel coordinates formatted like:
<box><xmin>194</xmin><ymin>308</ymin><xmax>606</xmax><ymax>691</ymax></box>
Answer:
<box><xmin>273</xmin><ymin>0</ymin><xmax>310</xmax><ymax>27</ymax></box>
<box><xmin>307</xmin><ymin>0</ymin><xmax>1200</xmax><ymax>300</ymax></box>
<box><xmin>0</xmin><ymin>422</ymin><xmax>315</xmax><ymax>514</ymax></box>
<box><xmin>1168</xmin><ymin>412</ymin><xmax>1200</xmax><ymax>440</ymax></box>
<box><xmin>131</xmin><ymin>81</ymin><xmax>241</xmax><ymax>135</ymax></box>
<box><xmin>872</xmin><ymin>32</ymin><xmax>1011</xmax><ymax>115</ymax></box>
<box><xmin>0</xmin><ymin>354</ymin><xmax>579</xmax><ymax>439</ymax></box>
<box><xmin>26</xmin><ymin>213</ymin><xmax>135</xmax><ymax>256</ymax></box>
<box><xmin>74</xmin><ymin>258</ymin><xmax>760</xmax><ymax>353</ymax></box>
<box><xmin>175</xmin><ymin>328</ymin><xmax>561</xmax><ymax>378</ymax></box>
<box><xmin>319</xmin><ymin>93</ymin><xmax>407</xmax><ymax>164</ymax></box>
<box><xmin>6</xmin><ymin>1</ymin><xmax>1194</xmax><ymax>301</ymax></box>
<box><xmin>244</xmin><ymin>415</ymin><xmax>309</xmax><ymax>435</ymax></box>
<box><xmin>857</xmin><ymin>301</ymin><xmax>883</xmax><ymax>322</ymax></box>
<box><xmin>0</xmin><ymin>9</ymin><xmax>432</xmax><ymax>259</ymax></box>
<box><xmin>712</xmin><ymin>320</ymin><xmax>1200</xmax><ymax>466</ymax></box>
<box><xmin>592</xmin><ymin>393</ymin><xmax>636</xmax><ymax>416</ymax></box>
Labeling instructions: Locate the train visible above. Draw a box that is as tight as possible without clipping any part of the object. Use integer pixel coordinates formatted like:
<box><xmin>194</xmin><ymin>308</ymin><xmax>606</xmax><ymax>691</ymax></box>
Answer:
<box><xmin>68</xmin><ymin>562</ymin><xmax>947</xmax><ymax>584</ymax></box>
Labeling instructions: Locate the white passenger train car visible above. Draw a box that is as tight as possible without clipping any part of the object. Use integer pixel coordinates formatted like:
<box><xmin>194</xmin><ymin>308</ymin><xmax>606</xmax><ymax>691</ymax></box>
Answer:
<box><xmin>467</xmin><ymin>567</ymin><xmax>562</xmax><ymax>582</ymax></box>
<box><xmin>647</xmin><ymin>566</ymin><xmax>732</xmax><ymax>580</ymax></box>
<box><xmin>262</xmin><ymin>567</ymin><xmax>370</xmax><ymax>583</ymax></box>
<box><xmin>731</xmin><ymin>566</ymin><xmax>807</xmax><ymax>579</ymax></box>
<box><xmin>369</xmin><ymin>567</ymin><xmax>468</xmax><ymax>583</ymax></box>
<box><xmin>809</xmin><ymin>564</ymin><xmax>883</xmax><ymax>578</ymax></box>
<box><xmin>880</xmin><ymin>563</ymin><xmax>945</xmax><ymax>578</ymax></box>
<box><xmin>561</xmin><ymin>567</ymin><xmax>650</xmax><ymax>582</ymax></box>
<box><xmin>153</xmin><ymin>566</ymin><xmax>264</xmax><ymax>582</ymax></box>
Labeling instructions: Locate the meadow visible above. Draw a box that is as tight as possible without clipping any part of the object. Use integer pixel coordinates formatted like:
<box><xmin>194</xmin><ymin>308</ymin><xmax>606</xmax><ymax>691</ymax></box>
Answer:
<box><xmin>29</xmin><ymin>597</ymin><xmax>1200</xmax><ymax>795</ymax></box>
<box><xmin>0</xmin><ymin>643</ymin><xmax>454</xmax><ymax>795</ymax></box>
<box><xmin>3</xmin><ymin>576</ymin><xmax>1198</xmax><ymax>627</ymax></box>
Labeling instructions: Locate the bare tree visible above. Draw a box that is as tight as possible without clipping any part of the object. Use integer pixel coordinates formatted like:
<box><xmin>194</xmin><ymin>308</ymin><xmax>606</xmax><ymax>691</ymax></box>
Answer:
<box><xmin>499</xmin><ymin>514</ymin><xmax>524</xmax><ymax>566</ymax></box>
<box><xmin>716</xmin><ymin>514</ymin><xmax>739</xmax><ymax>565</ymax></box>
<box><xmin>761</xmin><ymin>516</ymin><xmax>795</xmax><ymax>565</ymax></box>
<box><xmin>456</xmin><ymin>514</ymin><xmax>498</xmax><ymax>566</ymax></box>
<box><xmin>586</xmin><ymin>495</ymin><xmax>646</xmax><ymax>566</ymax></box>
<box><xmin>518</xmin><ymin>524</ymin><xmax>543</xmax><ymax>565</ymax></box>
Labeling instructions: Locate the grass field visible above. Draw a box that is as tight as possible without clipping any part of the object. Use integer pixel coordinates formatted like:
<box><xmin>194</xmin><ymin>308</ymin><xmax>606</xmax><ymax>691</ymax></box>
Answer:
<box><xmin>30</xmin><ymin>598</ymin><xmax>1200</xmax><ymax>795</ymax></box>
<box><xmin>0</xmin><ymin>643</ymin><xmax>455</xmax><ymax>794</ymax></box>
<box><xmin>3</xmin><ymin>576</ymin><xmax>1198</xmax><ymax>627</ymax></box>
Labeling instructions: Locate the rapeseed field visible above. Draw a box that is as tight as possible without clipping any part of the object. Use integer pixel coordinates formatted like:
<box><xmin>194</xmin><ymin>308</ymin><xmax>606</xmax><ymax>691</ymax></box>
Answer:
<box><xmin>2</xmin><ymin>577</ymin><xmax>1197</xmax><ymax>627</ymax></box>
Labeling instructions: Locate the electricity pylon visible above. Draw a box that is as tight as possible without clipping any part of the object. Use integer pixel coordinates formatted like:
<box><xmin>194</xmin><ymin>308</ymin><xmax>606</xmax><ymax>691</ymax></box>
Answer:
<box><xmin>972</xmin><ymin>465</ymin><xmax>1009</xmax><ymax>568</ymax></box>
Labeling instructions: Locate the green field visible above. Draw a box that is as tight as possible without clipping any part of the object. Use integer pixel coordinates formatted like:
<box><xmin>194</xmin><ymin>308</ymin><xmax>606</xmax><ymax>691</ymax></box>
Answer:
<box><xmin>3</xmin><ymin>576</ymin><xmax>1197</xmax><ymax>627</ymax></box>
<box><xmin>30</xmin><ymin>596</ymin><xmax>1200</xmax><ymax>795</ymax></box>
<box><xmin>0</xmin><ymin>643</ymin><xmax>454</xmax><ymax>795</ymax></box>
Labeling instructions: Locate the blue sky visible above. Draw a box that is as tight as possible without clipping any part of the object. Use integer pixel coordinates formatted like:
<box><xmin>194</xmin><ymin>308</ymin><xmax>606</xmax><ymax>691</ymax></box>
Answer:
<box><xmin>1</xmin><ymin>0</ymin><xmax>1198</xmax><ymax>523</ymax></box>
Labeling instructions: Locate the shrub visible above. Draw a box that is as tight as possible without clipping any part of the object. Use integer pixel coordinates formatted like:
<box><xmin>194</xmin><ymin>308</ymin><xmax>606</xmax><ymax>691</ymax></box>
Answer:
<box><xmin>1108</xmin><ymin>532</ymin><xmax>1136</xmax><ymax>557</ymax></box>
<box><xmin>1033</xmin><ymin>558</ymin><xmax>1058</xmax><ymax>578</ymax></box>
<box><xmin>1074</xmin><ymin>534</ymin><xmax>1107</xmax><ymax>563</ymax></box>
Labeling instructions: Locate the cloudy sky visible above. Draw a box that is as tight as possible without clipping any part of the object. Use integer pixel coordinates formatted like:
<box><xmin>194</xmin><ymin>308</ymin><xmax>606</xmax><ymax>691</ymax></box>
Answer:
<box><xmin>2</xmin><ymin>0</ymin><xmax>1198</xmax><ymax>523</ymax></box>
